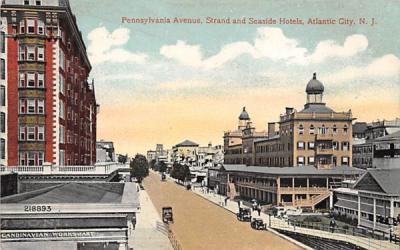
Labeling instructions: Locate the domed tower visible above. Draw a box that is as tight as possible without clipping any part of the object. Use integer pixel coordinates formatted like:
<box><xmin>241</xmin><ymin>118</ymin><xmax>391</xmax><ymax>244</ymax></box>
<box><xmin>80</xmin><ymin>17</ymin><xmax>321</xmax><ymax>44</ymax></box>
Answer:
<box><xmin>306</xmin><ymin>73</ymin><xmax>324</xmax><ymax>104</ymax></box>
<box><xmin>238</xmin><ymin>107</ymin><xmax>250</xmax><ymax>129</ymax></box>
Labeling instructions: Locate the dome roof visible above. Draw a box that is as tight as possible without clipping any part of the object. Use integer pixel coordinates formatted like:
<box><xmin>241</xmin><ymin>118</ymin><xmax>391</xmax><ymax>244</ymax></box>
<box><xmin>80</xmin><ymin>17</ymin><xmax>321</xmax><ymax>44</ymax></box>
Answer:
<box><xmin>306</xmin><ymin>73</ymin><xmax>324</xmax><ymax>94</ymax></box>
<box><xmin>239</xmin><ymin>107</ymin><xmax>250</xmax><ymax>120</ymax></box>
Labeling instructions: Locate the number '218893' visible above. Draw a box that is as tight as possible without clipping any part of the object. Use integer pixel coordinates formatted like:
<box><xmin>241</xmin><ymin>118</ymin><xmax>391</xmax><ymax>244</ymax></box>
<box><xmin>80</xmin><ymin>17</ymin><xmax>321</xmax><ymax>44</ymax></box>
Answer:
<box><xmin>24</xmin><ymin>205</ymin><xmax>52</xmax><ymax>212</ymax></box>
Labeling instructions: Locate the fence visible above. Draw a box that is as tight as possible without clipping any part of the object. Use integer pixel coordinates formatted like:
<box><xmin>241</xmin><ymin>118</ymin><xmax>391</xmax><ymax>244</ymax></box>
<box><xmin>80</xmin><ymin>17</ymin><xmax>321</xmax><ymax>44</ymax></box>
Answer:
<box><xmin>270</xmin><ymin>218</ymin><xmax>399</xmax><ymax>250</ymax></box>
<box><xmin>0</xmin><ymin>163</ymin><xmax>129</xmax><ymax>175</ymax></box>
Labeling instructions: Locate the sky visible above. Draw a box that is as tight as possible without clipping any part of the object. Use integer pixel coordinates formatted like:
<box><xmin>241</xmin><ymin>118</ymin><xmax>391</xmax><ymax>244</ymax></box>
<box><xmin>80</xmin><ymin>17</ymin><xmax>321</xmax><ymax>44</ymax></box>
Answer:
<box><xmin>69</xmin><ymin>0</ymin><xmax>400</xmax><ymax>155</ymax></box>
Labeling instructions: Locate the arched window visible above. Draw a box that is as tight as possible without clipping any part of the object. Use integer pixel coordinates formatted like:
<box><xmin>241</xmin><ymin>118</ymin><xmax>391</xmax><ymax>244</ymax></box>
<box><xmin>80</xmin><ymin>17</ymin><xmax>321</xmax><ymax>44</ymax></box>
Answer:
<box><xmin>309</xmin><ymin>124</ymin><xmax>315</xmax><ymax>134</ymax></box>
<box><xmin>298</xmin><ymin>124</ymin><xmax>304</xmax><ymax>135</ymax></box>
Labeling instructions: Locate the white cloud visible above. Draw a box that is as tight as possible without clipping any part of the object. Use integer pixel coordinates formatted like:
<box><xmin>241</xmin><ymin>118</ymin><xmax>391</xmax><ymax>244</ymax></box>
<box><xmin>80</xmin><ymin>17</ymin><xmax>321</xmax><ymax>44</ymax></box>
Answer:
<box><xmin>325</xmin><ymin>54</ymin><xmax>400</xmax><ymax>83</ymax></box>
<box><xmin>157</xmin><ymin>80</ymin><xmax>210</xmax><ymax>90</ymax></box>
<box><xmin>160</xmin><ymin>40</ymin><xmax>203</xmax><ymax>67</ymax></box>
<box><xmin>306</xmin><ymin>34</ymin><xmax>368</xmax><ymax>64</ymax></box>
<box><xmin>87</xmin><ymin>27</ymin><xmax>148</xmax><ymax>64</ymax></box>
<box><xmin>159</xmin><ymin>27</ymin><xmax>368</xmax><ymax>69</ymax></box>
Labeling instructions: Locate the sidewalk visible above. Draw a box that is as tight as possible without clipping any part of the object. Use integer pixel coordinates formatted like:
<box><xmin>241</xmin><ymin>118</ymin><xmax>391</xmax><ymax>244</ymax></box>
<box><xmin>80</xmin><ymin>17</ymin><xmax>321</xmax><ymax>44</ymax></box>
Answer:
<box><xmin>190</xmin><ymin>186</ymin><xmax>399</xmax><ymax>250</ymax></box>
<box><xmin>128</xmin><ymin>185</ymin><xmax>173</xmax><ymax>250</ymax></box>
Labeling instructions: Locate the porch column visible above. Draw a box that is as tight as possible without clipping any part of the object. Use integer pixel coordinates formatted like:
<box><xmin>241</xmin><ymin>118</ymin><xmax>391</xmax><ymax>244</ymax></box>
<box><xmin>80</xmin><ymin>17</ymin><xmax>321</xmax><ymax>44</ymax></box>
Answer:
<box><xmin>277</xmin><ymin>177</ymin><xmax>281</xmax><ymax>205</ymax></box>
<box><xmin>329</xmin><ymin>191</ymin><xmax>333</xmax><ymax>209</ymax></box>
<box><xmin>326</xmin><ymin>177</ymin><xmax>329</xmax><ymax>189</ymax></box>
<box><xmin>390</xmin><ymin>199</ymin><xmax>394</xmax><ymax>218</ymax></box>
<box><xmin>358</xmin><ymin>195</ymin><xmax>361</xmax><ymax>225</ymax></box>
<box><xmin>292</xmin><ymin>177</ymin><xmax>295</xmax><ymax>204</ymax></box>
<box><xmin>306</xmin><ymin>178</ymin><xmax>310</xmax><ymax>200</ymax></box>
<box><xmin>373</xmin><ymin>198</ymin><xmax>376</xmax><ymax>230</ymax></box>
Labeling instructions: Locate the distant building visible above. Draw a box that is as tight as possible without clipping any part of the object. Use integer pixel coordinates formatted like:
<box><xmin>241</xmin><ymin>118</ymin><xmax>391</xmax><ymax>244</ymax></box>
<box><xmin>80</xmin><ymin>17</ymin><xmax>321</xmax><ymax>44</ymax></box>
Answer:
<box><xmin>353</xmin><ymin>119</ymin><xmax>400</xmax><ymax>169</ymax></box>
<box><xmin>146</xmin><ymin>150</ymin><xmax>156</xmax><ymax>163</ymax></box>
<box><xmin>352</xmin><ymin>122</ymin><xmax>368</xmax><ymax>139</ymax></box>
<box><xmin>334</xmin><ymin>168</ymin><xmax>400</xmax><ymax>233</ymax></box>
<box><xmin>96</xmin><ymin>140</ymin><xmax>116</xmax><ymax>162</ymax></box>
<box><xmin>172</xmin><ymin>139</ymin><xmax>199</xmax><ymax>166</ymax></box>
<box><xmin>224</xmin><ymin>73</ymin><xmax>354</xmax><ymax>169</ymax></box>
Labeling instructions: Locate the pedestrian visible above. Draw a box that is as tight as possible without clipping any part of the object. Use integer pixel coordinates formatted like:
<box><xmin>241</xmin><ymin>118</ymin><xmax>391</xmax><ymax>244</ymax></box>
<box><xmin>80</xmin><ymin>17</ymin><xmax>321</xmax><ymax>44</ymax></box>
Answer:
<box><xmin>257</xmin><ymin>204</ymin><xmax>262</xmax><ymax>216</ymax></box>
<box><xmin>252</xmin><ymin>200</ymin><xmax>257</xmax><ymax>212</ymax></box>
<box><xmin>237</xmin><ymin>200</ymin><xmax>241</xmax><ymax>208</ymax></box>
<box><xmin>329</xmin><ymin>219</ymin><xmax>336</xmax><ymax>233</ymax></box>
<box><xmin>224</xmin><ymin>197</ymin><xmax>229</xmax><ymax>206</ymax></box>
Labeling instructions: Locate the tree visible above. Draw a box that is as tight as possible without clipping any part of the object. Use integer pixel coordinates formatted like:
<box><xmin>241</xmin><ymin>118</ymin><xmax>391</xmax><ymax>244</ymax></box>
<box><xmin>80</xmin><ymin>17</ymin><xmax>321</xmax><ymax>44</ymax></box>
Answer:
<box><xmin>130</xmin><ymin>154</ymin><xmax>149</xmax><ymax>183</ymax></box>
<box><xmin>149</xmin><ymin>159</ymin><xmax>156</xmax><ymax>170</ymax></box>
<box><xmin>170</xmin><ymin>163</ymin><xmax>191</xmax><ymax>182</ymax></box>
<box><xmin>159</xmin><ymin>161</ymin><xmax>167</xmax><ymax>173</ymax></box>
<box><xmin>118</xmin><ymin>154</ymin><xmax>128</xmax><ymax>164</ymax></box>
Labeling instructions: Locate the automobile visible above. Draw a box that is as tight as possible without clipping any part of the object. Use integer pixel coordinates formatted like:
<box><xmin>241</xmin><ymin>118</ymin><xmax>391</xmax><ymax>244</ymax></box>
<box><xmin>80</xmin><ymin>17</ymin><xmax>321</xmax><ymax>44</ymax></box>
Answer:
<box><xmin>272</xmin><ymin>206</ymin><xmax>286</xmax><ymax>218</ymax></box>
<box><xmin>251</xmin><ymin>218</ymin><xmax>266</xmax><ymax>230</ymax></box>
<box><xmin>237</xmin><ymin>207</ymin><xmax>252</xmax><ymax>222</ymax></box>
<box><xmin>162</xmin><ymin>207</ymin><xmax>173</xmax><ymax>224</ymax></box>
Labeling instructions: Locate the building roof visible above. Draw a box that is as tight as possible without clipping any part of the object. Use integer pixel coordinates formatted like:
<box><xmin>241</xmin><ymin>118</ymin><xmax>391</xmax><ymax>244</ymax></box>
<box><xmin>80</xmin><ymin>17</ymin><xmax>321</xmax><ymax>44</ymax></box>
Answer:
<box><xmin>366</xmin><ymin>169</ymin><xmax>400</xmax><ymax>195</ymax></box>
<box><xmin>353</xmin><ymin>122</ymin><xmax>368</xmax><ymax>134</ymax></box>
<box><xmin>1</xmin><ymin>182</ymin><xmax>128</xmax><ymax>204</ymax></box>
<box><xmin>239</xmin><ymin>107</ymin><xmax>250</xmax><ymax>120</ymax></box>
<box><xmin>374</xmin><ymin>130</ymin><xmax>400</xmax><ymax>141</ymax></box>
<box><xmin>306</xmin><ymin>73</ymin><xmax>324</xmax><ymax>94</ymax></box>
<box><xmin>300</xmin><ymin>103</ymin><xmax>334</xmax><ymax>114</ymax></box>
<box><xmin>221</xmin><ymin>164</ymin><xmax>364</xmax><ymax>176</ymax></box>
<box><xmin>175</xmin><ymin>139</ymin><xmax>199</xmax><ymax>147</ymax></box>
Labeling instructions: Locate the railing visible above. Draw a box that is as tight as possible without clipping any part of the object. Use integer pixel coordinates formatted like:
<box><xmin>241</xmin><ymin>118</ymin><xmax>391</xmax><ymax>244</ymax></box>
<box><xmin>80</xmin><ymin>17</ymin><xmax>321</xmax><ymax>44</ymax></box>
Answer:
<box><xmin>270</xmin><ymin>218</ymin><xmax>395</xmax><ymax>250</ymax></box>
<box><xmin>0</xmin><ymin>163</ymin><xmax>129</xmax><ymax>175</ymax></box>
<box><xmin>315</xmin><ymin>134</ymin><xmax>334</xmax><ymax>140</ymax></box>
<box><xmin>280</xmin><ymin>187</ymin><xmax>328</xmax><ymax>194</ymax></box>
<box><xmin>316</xmin><ymin>148</ymin><xmax>334</xmax><ymax>155</ymax></box>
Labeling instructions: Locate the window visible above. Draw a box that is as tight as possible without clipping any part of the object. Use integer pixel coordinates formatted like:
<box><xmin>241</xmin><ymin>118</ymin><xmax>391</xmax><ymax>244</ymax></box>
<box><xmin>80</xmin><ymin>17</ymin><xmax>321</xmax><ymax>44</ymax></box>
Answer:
<box><xmin>308</xmin><ymin>141</ymin><xmax>315</xmax><ymax>149</ymax></box>
<box><xmin>342</xmin><ymin>156</ymin><xmax>349</xmax><ymax>165</ymax></box>
<box><xmin>343</xmin><ymin>125</ymin><xmax>348</xmax><ymax>135</ymax></box>
<box><xmin>38</xmin><ymin>152</ymin><xmax>44</xmax><ymax>165</ymax></box>
<box><xmin>309</xmin><ymin>125</ymin><xmax>315</xmax><ymax>135</ymax></box>
<box><xmin>333</xmin><ymin>141</ymin><xmax>338</xmax><ymax>150</ymax></box>
<box><xmin>0</xmin><ymin>138</ymin><xmax>5</xmax><ymax>159</ymax></box>
<box><xmin>308</xmin><ymin>156</ymin><xmax>315</xmax><ymax>165</ymax></box>
<box><xmin>298</xmin><ymin>124</ymin><xmax>304</xmax><ymax>135</ymax></box>
<box><xmin>20</xmin><ymin>20</ymin><xmax>25</xmax><ymax>33</ymax></box>
<box><xmin>27</xmin><ymin>127</ymin><xmax>35</xmax><ymax>141</ymax></box>
<box><xmin>36</xmin><ymin>0</ymin><xmax>41</xmax><ymax>6</ymax></box>
<box><xmin>59</xmin><ymin>50</ymin><xmax>65</xmax><ymax>70</ymax></box>
<box><xmin>27</xmin><ymin>19</ymin><xmax>35</xmax><ymax>34</ymax></box>
<box><xmin>0</xmin><ymin>32</ymin><xmax>5</xmax><ymax>53</ymax></box>
<box><xmin>333</xmin><ymin>125</ymin><xmax>337</xmax><ymax>135</ymax></box>
<box><xmin>342</xmin><ymin>141</ymin><xmax>349</xmax><ymax>151</ymax></box>
<box><xmin>37</xmin><ymin>47</ymin><xmax>44</xmax><ymax>61</ymax></box>
<box><xmin>0</xmin><ymin>86</ymin><xmax>5</xmax><ymax>106</ymax></box>
<box><xmin>37</xmin><ymin>20</ymin><xmax>44</xmax><ymax>34</ymax></box>
<box><xmin>60</xmin><ymin>100</ymin><xmax>65</xmax><ymax>119</ymax></box>
<box><xmin>38</xmin><ymin>126</ymin><xmax>44</xmax><ymax>141</ymax></box>
<box><xmin>27</xmin><ymin>99</ymin><xmax>35</xmax><ymax>113</ymax></box>
<box><xmin>38</xmin><ymin>73</ymin><xmax>44</xmax><ymax>88</ymax></box>
<box><xmin>19</xmin><ymin>73</ymin><xmax>25</xmax><ymax>87</ymax></box>
<box><xmin>0</xmin><ymin>59</ymin><xmax>5</xmax><ymax>80</ymax></box>
<box><xmin>0</xmin><ymin>112</ymin><xmax>5</xmax><ymax>133</ymax></box>
<box><xmin>27</xmin><ymin>73</ymin><xmax>35</xmax><ymax>87</ymax></box>
<box><xmin>19</xmin><ymin>127</ymin><xmax>25</xmax><ymax>140</ymax></box>
<box><xmin>297</xmin><ymin>156</ymin><xmax>304</xmax><ymax>166</ymax></box>
<box><xmin>28</xmin><ymin>152</ymin><xmax>35</xmax><ymax>166</ymax></box>
<box><xmin>297</xmin><ymin>141</ymin><xmax>305</xmax><ymax>149</ymax></box>
<box><xmin>19</xmin><ymin>99</ymin><xmax>26</xmax><ymax>113</ymax></box>
<box><xmin>59</xmin><ymin>149</ymin><xmax>65</xmax><ymax>165</ymax></box>
<box><xmin>27</xmin><ymin>46</ymin><xmax>35</xmax><ymax>61</ymax></box>
<box><xmin>59</xmin><ymin>125</ymin><xmax>65</xmax><ymax>143</ymax></box>
<box><xmin>37</xmin><ymin>99</ymin><xmax>44</xmax><ymax>114</ymax></box>
<box><xmin>24</xmin><ymin>0</ymin><xmax>29</xmax><ymax>5</ymax></box>
<box><xmin>19</xmin><ymin>46</ymin><xmax>26</xmax><ymax>61</ymax></box>
<box><xmin>319</xmin><ymin>125</ymin><xmax>327</xmax><ymax>135</ymax></box>
<box><xmin>59</xmin><ymin>75</ymin><xmax>65</xmax><ymax>94</ymax></box>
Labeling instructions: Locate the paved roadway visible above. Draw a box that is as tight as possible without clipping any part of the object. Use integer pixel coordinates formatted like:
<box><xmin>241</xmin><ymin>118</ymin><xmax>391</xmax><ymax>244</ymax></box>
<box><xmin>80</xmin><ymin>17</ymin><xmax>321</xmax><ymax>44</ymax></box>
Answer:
<box><xmin>143</xmin><ymin>171</ymin><xmax>301</xmax><ymax>250</ymax></box>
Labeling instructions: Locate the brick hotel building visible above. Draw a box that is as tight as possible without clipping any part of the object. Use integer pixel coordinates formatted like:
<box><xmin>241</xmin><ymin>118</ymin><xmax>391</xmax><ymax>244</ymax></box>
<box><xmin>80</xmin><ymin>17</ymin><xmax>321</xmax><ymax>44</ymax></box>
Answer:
<box><xmin>0</xmin><ymin>0</ymin><xmax>97</xmax><ymax>166</ymax></box>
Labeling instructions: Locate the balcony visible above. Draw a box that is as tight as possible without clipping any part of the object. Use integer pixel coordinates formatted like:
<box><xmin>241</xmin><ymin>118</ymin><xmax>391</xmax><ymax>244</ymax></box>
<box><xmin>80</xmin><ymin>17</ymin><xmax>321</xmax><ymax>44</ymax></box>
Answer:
<box><xmin>280</xmin><ymin>186</ymin><xmax>328</xmax><ymax>194</ymax></box>
<box><xmin>316</xmin><ymin>147</ymin><xmax>334</xmax><ymax>155</ymax></box>
<box><xmin>315</xmin><ymin>133</ymin><xmax>334</xmax><ymax>141</ymax></box>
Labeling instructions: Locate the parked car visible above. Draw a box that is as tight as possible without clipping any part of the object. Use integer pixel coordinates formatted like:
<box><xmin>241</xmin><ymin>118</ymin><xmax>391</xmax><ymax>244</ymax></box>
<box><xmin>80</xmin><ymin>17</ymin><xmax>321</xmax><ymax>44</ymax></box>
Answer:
<box><xmin>251</xmin><ymin>218</ymin><xmax>266</xmax><ymax>230</ymax></box>
<box><xmin>237</xmin><ymin>208</ymin><xmax>252</xmax><ymax>222</ymax></box>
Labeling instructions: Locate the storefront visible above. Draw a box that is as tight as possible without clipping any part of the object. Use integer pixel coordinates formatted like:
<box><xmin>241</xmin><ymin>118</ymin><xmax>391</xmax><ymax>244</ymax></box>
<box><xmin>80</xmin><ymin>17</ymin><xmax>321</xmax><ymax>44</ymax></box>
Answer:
<box><xmin>0</xmin><ymin>182</ymin><xmax>139</xmax><ymax>250</ymax></box>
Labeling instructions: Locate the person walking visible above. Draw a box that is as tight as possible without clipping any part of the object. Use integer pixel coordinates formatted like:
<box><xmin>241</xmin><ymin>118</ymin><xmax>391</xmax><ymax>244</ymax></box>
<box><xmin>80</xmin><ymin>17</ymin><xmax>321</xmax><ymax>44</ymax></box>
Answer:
<box><xmin>237</xmin><ymin>200</ymin><xmax>241</xmax><ymax>209</ymax></box>
<box><xmin>329</xmin><ymin>219</ymin><xmax>336</xmax><ymax>233</ymax></box>
<box><xmin>224</xmin><ymin>197</ymin><xmax>229</xmax><ymax>206</ymax></box>
<box><xmin>257</xmin><ymin>204</ymin><xmax>262</xmax><ymax>216</ymax></box>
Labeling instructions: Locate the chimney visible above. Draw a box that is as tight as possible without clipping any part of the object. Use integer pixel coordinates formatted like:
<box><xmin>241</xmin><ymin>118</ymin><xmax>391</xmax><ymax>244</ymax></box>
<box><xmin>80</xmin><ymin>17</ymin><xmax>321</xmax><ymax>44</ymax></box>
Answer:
<box><xmin>285</xmin><ymin>107</ymin><xmax>294</xmax><ymax>115</ymax></box>
<box><xmin>268</xmin><ymin>122</ymin><xmax>275</xmax><ymax>137</ymax></box>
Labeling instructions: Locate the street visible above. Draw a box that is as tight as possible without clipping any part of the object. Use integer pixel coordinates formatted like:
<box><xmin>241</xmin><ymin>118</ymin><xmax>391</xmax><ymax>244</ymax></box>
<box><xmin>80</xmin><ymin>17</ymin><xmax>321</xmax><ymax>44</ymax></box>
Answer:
<box><xmin>143</xmin><ymin>171</ymin><xmax>301</xmax><ymax>250</ymax></box>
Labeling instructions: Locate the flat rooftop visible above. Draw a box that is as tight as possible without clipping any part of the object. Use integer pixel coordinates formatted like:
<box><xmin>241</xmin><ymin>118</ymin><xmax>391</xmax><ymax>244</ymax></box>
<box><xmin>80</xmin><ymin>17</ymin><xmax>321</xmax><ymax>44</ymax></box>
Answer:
<box><xmin>1</xmin><ymin>182</ymin><xmax>137</xmax><ymax>204</ymax></box>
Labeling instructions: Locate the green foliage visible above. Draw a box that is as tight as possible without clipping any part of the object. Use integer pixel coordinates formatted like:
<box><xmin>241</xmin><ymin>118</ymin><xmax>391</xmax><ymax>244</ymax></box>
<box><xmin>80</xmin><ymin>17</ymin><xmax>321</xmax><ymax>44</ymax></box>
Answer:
<box><xmin>304</xmin><ymin>215</ymin><xmax>322</xmax><ymax>223</ymax></box>
<box><xmin>159</xmin><ymin>161</ymin><xmax>167</xmax><ymax>173</ymax></box>
<box><xmin>130</xmin><ymin>154</ymin><xmax>149</xmax><ymax>183</ymax></box>
<box><xmin>170</xmin><ymin>162</ymin><xmax>191</xmax><ymax>182</ymax></box>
